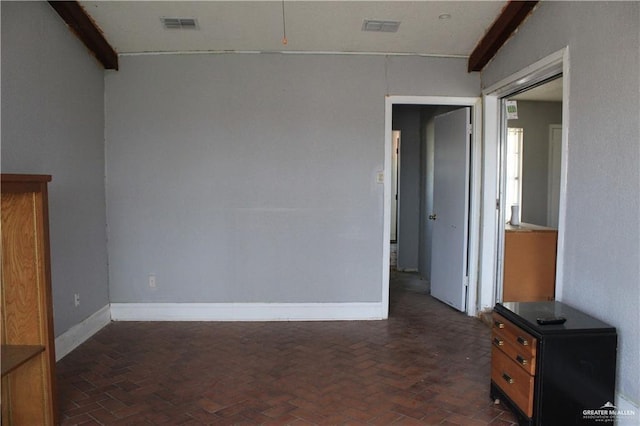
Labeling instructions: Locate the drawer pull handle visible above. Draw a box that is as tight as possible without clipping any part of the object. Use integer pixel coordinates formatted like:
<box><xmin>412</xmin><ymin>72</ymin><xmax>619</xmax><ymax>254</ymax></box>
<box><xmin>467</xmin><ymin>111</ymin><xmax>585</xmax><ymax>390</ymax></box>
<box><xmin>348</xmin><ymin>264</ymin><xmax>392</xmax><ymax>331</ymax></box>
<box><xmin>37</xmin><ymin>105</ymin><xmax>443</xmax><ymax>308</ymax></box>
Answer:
<box><xmin>493</xmin><ymin>337</ymin><xmax>504</xmax><ymax>346</ymax></box>
<box><xmin>502</xmin><ymin>373</ymin><xmax>514</xmax><ymax>385</ymax></box>
<box><xmin>494</xmin><ymin>320</ymin><xmax>505</xmax><ymax>329</ymax></box>
<box><xmin>516</xmin><ymin>355</ymin><xmax>528</xmax><ymax>365</ymax></box>
<box><xmin>517</xmin><ymin>336</ymin><xmax>529</xmax><ymax>346</ymax></box>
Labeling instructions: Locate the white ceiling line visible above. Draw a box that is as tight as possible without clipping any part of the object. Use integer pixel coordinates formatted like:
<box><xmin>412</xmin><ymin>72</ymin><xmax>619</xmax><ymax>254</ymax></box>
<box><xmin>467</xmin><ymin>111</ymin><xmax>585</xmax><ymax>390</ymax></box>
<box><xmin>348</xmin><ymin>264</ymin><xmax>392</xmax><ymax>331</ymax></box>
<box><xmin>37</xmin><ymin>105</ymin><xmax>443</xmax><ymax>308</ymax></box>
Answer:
<box><xmin>117</xmin><ymin>50</ymin><xmax>469</xmax><ymax>59</ymax></box>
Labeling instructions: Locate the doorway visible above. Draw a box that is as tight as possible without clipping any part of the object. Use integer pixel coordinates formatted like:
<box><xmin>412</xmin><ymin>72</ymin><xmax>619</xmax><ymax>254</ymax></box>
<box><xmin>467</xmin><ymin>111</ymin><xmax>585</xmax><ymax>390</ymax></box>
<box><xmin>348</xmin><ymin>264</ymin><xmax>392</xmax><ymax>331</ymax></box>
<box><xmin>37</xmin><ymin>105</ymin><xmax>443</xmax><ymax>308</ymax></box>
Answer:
<box><xmin>382</xmin><ymin>96</ymin><xmax>482</xmax><ymax>318</ymax></box>
<box><xmin>499</xmin><ymin>76</ymin><xmax>564</xmax><ymax>303</ymax></box>
<box><xmin>481</xmin><ymin>48</ymin><xmax>569</xmax><ymax>308</ymax></box>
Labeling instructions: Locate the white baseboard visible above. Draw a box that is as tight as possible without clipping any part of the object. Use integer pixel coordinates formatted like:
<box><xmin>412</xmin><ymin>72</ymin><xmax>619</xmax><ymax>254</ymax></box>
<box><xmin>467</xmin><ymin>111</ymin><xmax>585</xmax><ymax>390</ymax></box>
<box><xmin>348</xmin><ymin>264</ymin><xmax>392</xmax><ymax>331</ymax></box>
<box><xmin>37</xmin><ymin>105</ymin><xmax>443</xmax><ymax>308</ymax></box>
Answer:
<box><xmin>615</xmin><ymin>393</ymin><xmax>639</xmax><ymax>425</ymax></box>
<box><xmin>55</xmin><ymin>304</ymin><xmax>111</xmax><ymax>361</ymax></box>
<box><xmin>110</xmin><ymin>302</ymin><xmax>385</xmax><ymax>321</ymax></box>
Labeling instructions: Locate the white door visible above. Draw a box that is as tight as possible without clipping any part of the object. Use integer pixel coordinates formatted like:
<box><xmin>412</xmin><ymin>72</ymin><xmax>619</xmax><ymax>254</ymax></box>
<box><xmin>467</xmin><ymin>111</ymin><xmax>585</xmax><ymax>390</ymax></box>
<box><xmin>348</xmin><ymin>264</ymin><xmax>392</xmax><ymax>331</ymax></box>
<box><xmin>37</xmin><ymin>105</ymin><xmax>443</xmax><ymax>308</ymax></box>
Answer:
<box><xmin>430</xmin><ymin>107</ymin><xmax>471</xmax><ymax>312</ymax></box>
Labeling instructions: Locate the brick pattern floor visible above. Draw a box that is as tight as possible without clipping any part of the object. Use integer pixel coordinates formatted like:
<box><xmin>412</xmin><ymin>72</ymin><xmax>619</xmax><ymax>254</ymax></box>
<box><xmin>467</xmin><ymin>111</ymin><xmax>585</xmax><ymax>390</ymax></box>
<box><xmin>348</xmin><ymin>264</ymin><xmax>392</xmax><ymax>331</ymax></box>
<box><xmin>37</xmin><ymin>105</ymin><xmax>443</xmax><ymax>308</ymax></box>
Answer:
<box><xmin>57</xmin><ymin>271</ymin><xmax>518</xmax><ymax>425</ymax></box>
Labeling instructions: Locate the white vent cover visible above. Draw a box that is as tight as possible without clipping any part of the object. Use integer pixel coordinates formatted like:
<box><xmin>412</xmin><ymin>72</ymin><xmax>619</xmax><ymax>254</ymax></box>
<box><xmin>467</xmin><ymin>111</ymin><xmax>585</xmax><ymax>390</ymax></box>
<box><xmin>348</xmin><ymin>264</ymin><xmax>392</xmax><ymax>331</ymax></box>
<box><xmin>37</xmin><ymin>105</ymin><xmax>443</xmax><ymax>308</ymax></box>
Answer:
<box><xmin>362</xmin><ymin>20</ymin><xmax>400</xmax><ymax>33</ymax></box>
<box><xmin>161</xmin><ymin>17</ymin><xmax>199</xmax><ymax>30</ymax></box>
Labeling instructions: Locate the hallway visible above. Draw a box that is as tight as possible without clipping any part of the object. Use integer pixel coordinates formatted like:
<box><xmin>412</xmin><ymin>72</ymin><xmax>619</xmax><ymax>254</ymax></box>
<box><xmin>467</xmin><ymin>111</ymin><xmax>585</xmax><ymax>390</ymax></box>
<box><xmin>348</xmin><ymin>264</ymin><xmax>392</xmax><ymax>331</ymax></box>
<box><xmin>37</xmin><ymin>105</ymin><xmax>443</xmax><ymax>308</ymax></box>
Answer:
<box><xmin>57</xmin><ymin>272</ymin><xmax>517</xmax><ymax>425</ymax></box>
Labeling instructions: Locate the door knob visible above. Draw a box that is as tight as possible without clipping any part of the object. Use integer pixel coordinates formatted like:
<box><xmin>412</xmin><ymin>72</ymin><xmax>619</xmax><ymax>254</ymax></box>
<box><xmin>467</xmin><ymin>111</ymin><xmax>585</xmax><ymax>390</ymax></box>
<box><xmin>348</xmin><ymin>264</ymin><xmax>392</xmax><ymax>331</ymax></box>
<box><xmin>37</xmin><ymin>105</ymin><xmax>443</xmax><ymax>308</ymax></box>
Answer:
<box><xmin>428</xmin><ymin>214</ymin><xmax>437</xmax><ymax>220</ymax></box>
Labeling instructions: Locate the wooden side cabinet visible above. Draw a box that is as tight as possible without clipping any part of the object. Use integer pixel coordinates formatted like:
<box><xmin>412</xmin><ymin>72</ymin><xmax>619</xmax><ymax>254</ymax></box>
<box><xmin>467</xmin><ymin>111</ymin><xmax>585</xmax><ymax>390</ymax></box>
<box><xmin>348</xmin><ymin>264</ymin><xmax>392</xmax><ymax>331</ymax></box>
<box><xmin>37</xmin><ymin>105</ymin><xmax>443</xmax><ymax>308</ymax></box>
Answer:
<box><xmin>491</xmin><ymin>301</ymin><xmax>617</xmax><ymax>425</ymax></box>
<box><xmin>1</xmin><ymin>174</ymin><xmax>58</xmax><ymax>425</ymax></box>
<box><xmin>503</xmin><ymin>223</ymin><xmax>557</xmax><ymax>302</ymax></box>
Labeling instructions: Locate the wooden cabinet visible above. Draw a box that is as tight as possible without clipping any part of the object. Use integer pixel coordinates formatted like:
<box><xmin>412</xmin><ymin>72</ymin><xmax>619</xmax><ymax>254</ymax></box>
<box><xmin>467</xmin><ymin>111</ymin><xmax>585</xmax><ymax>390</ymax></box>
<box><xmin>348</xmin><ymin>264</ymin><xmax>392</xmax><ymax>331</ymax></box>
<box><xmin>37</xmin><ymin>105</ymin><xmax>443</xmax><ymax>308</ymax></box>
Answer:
<box><xmin>503</xmin><ymin>223</ymin><xmax>557</xmax><ymax>302</ymax></box>
<box><xmin>491</xmin><ymin>312</ymin><xmax>536</xmax><ymax>417</ymax></box>
<box><xmin>491</xmin><ymin>301</ymin><xmax>617</xmax><ymax>425</ymax></box>
<box><xmin>1</xmin><ymin>174</ymin><xmax>58</xmax><ymax>425</ymax></box>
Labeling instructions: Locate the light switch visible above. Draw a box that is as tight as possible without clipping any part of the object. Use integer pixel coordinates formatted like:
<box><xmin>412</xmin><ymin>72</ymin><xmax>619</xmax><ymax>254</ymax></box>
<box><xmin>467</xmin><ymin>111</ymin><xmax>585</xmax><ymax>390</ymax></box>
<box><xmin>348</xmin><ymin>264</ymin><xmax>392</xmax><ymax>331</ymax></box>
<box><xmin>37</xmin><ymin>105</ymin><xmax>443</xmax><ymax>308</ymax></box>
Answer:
<box><xmin>376</xmin><ymin>172</ymin><xmax>384</xmax><ymax>184</ymax></box>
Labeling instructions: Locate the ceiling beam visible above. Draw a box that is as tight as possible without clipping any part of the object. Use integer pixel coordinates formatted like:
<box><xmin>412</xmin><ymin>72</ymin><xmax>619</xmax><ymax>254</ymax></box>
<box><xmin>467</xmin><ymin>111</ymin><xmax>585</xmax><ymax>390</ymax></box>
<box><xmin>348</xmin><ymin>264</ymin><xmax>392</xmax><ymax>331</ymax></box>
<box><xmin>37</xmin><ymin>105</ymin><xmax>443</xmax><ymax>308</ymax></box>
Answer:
<box><xmin>468</xmin><ymin>1</ymin><xmax>538</xmax><ymax>73</ymax></box>
<box><xmin>48</xmin><ymin>1</ymin><xmax>118</xmax><ymax>70</ymax></box>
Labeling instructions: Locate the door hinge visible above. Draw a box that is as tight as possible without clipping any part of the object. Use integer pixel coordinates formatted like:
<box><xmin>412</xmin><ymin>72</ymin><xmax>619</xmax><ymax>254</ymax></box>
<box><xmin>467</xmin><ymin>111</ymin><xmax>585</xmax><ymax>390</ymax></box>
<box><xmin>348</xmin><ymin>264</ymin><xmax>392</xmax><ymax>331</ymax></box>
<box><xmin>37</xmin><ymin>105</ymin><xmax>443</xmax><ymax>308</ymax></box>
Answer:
<box><xmin>496</xmin><ymin>198</ymin><xmax>500</xmax><ymax>210</ymax></box>
<box><xmin>467</xmin><ymin>123</ymin><xmax>473</xmax><ymax>135</ymax></box>
<box><xmin>464</xmin><ymin>276</ymin><xmax>469</xmax><ymax>287</ymax></box>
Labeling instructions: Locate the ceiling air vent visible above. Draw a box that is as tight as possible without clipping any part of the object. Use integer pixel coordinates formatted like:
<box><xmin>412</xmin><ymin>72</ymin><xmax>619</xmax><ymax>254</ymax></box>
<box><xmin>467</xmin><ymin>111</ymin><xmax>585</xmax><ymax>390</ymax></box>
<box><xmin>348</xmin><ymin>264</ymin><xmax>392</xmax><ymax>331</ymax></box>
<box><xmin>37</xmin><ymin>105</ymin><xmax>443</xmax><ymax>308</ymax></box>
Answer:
<box><xmin>362</xmin><ymin>20</ymin><xmax>400</xmax><ymax>33</ymax></box>
<box><xmin>161</xmin><ymin>17</ymin><xmax>199</xmax><ymax>30</ymax></box>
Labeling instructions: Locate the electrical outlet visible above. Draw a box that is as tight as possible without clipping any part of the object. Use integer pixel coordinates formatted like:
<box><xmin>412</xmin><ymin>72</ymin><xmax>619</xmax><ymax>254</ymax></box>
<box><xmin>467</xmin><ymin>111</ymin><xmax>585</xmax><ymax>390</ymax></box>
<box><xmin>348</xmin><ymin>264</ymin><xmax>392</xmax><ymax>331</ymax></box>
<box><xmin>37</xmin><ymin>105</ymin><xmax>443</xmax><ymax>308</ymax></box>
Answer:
<box><xmin>149</xmin><ymin>274</ymin><xmax>157</xmax><ymax>289</ymax></box>
<box><xmin>74</xmin><ymin>293</ymin><xmax>80</xmax><ymax>307</ymax></box>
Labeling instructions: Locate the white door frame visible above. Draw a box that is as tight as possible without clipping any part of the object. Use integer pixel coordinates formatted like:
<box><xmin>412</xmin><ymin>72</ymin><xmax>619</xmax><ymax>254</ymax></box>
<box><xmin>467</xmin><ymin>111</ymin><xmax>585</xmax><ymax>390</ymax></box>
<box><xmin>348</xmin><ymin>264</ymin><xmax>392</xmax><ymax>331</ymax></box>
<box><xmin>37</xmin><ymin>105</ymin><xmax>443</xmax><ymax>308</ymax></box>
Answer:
<box><xmin>480</xmin><ymin>48</ymin><xmax>570</xmax><ymax>308</ymax></box>
<box><xmin>391</xmin><ymin>130</ymin><xmax>400</xmax><ymax>243</ymax></box>
<box><xmin>382</xmin><ymin>96</ymin><xmax>482</xmax><ymax>318</ymax></box>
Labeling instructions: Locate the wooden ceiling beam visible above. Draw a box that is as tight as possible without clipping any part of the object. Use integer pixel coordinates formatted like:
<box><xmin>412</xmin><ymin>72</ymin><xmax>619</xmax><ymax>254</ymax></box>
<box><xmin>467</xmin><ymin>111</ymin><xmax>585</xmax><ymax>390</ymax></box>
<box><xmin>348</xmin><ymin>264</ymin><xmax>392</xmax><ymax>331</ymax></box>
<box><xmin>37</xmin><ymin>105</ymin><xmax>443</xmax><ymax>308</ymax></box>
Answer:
<box><xmin>48</xmin><ymin>1</ymin><xmax>118</xmax><ymax>70</ymax></box>
<box><xmin>468</xmin><ymin>1</ymin><xmax>538</xmax><ymax>73</ymax></box>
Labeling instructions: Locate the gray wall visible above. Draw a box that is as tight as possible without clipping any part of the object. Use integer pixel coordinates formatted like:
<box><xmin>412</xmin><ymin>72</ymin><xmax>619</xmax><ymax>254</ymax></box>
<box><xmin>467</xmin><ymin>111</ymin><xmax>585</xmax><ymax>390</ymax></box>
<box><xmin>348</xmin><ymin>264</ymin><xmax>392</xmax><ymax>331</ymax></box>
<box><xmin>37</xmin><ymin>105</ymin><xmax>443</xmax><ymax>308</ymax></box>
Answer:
<box><xmin>105</xmin><ymin>54</ymin><xmax>479</xmax><ymax>304</ymax></box>
<box><xmin>419</xmin><ymin>107</ymin><xmax>436</xmax><ymax>280</ymax></box>
<box><xmin>393</xmin><ymin>105</ymin><xmax>422</xmax><ymax>271</ymax></box>
<box><xmin>508</xmin><ymin>101</ymin><xmax>562</xmax><ymax>226</ymax></box>
<box><xmin>1</xmin><ymin>2</ymin><xmax>110</xmax><ymax>336</ymax></box>
<box><xmin>482</xmin><ymin>1</ymin><xmax>639</xmax><ymax>407</ymax></box>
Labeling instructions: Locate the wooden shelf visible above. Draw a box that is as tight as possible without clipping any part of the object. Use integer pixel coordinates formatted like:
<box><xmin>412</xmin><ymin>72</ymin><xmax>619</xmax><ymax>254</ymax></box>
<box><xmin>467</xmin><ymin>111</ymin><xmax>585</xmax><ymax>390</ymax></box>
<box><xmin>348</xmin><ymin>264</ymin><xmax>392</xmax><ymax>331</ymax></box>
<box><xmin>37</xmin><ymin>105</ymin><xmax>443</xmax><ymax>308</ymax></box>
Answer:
<box><xmin>2</xmin><ymin>174</ymin><xmax>58</xmax><ymax>425</ymax></box>
<box><xmin>505</xmin><ymin>222</ymin><xmax>557</xmax><ymax>233</ymax></box>
<box><xmin>2</xmin><ymin>345</ymin><xmax>45</xmax><ymax>377</ymax></box>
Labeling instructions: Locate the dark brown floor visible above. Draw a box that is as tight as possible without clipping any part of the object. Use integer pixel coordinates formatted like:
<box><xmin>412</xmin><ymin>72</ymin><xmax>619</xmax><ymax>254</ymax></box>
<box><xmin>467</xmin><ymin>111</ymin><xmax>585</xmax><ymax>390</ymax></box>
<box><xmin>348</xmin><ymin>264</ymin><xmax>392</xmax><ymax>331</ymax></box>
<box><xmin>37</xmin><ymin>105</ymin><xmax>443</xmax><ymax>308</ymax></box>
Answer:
<box><xmin>57</xmin><ymin>271</ymin><xmax>518</xmax><ymax>425</ymax></box>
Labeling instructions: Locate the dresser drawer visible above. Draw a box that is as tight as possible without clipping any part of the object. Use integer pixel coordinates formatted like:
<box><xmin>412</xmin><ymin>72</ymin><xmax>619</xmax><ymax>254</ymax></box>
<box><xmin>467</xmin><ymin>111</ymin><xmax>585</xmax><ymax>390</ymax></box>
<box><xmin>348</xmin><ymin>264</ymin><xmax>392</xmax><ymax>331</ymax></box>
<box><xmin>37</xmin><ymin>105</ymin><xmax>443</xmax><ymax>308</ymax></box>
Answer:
<box><xmin>492</xmin><ymin>313</ymin><xmax>537</xmax><ymax>359</ymax></box>
<box><xmin>492</xmin><ymin>329</ymin><xmax>536</xmax><ymax>375</ymax></box>
<box><xmin>491</xmin><ymin>345</ymin><xmax>534</xmax><ymax>417</ymax></box>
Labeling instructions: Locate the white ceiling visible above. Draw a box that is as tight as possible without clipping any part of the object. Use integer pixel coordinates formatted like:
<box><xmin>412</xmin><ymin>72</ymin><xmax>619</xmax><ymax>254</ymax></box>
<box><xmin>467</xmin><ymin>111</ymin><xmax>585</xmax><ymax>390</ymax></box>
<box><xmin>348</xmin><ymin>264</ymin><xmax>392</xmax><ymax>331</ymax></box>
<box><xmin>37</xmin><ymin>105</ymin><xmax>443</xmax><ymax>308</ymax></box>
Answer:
<box><xmin>511</xmin><ymin>77</ymin><xmax>563</xmax><ymax>102</ymax></box>
<box><xmin>79</xmin><ymin>1</ymin><xmax>507</xmax><ymax>57</ymax></box>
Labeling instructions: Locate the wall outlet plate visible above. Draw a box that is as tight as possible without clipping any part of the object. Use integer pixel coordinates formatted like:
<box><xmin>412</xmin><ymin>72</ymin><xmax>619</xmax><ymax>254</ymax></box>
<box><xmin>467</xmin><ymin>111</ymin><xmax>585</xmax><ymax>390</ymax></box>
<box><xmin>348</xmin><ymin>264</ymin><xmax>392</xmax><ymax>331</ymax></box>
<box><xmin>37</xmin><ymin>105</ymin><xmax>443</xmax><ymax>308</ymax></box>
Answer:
<box><xmin>149</xmin><ymin>274</ymin><xmax>157</xmax><ymax>289</ymax></box>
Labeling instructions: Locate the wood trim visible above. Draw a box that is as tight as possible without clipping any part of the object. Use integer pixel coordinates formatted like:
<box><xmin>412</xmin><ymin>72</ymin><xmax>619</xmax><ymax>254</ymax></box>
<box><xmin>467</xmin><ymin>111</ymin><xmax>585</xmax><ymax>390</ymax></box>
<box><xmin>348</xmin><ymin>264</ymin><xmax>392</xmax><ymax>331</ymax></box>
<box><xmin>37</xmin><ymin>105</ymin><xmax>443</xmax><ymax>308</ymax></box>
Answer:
<box><xmin>48</xmin><ymin>1</ymin><xmax>118</xmax><ymax>70</ymax></box>
<box><xmin>1</xmin><ymin>175</ymin><xmax>52</xmax><ymax>194</ymax></box>
<box><xmin>1</xmin><ymin>174</ymin><xmax>52</xmax><ymax>183</ymax></box>
<box><xmin>468</xmin><ymin>1</ymin><xmax>538</xmax><ymax>72</ymax></box>
<box><xmin>1</xmin><ymin>345</ymin><xmax>46</xmax><ymax>377</ymax></box>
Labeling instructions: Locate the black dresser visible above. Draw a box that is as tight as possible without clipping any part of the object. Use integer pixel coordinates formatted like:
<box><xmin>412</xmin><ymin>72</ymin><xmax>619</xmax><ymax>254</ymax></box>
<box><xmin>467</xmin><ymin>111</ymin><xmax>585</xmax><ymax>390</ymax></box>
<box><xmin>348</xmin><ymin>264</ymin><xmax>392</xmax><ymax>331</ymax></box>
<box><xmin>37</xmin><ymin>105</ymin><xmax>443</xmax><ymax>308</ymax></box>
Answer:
<box><xmin>491</xmin><ymin>301</ymin><xmax>617</xmax><ymax>425</ymax></box>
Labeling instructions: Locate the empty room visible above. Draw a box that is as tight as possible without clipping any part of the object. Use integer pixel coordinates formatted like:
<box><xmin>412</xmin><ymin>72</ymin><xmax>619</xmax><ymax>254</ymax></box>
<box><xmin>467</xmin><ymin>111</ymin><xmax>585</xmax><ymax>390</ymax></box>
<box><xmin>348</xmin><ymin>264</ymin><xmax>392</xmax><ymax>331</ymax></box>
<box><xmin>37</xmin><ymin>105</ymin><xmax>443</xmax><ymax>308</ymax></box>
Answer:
<box><xmin>1</xmin><ymin>1</ymin><xmax>638</xmax><ymax>425</ymax></box>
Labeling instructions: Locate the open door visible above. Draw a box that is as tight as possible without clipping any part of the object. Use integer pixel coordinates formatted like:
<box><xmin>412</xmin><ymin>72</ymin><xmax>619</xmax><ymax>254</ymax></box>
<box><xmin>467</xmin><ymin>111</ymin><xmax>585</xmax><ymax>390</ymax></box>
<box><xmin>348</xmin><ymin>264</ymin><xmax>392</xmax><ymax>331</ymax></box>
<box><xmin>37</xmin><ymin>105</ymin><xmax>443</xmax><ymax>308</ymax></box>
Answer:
<box><xmin>430</xmin><ymin>107</ymin><xmax>471</xmax><ymax>312</ymax></box>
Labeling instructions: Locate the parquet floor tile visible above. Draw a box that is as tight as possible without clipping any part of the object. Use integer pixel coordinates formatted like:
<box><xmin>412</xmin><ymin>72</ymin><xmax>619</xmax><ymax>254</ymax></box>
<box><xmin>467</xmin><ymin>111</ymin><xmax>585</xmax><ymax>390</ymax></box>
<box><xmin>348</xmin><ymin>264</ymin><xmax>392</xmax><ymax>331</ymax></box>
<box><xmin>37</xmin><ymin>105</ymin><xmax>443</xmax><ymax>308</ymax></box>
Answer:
<box><xmin>58</xmin><ymin>270</ymin><xmax>517</xmax><ymax>425</ymax></box>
